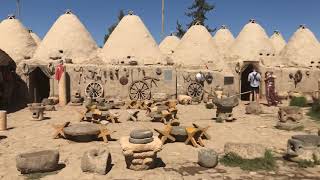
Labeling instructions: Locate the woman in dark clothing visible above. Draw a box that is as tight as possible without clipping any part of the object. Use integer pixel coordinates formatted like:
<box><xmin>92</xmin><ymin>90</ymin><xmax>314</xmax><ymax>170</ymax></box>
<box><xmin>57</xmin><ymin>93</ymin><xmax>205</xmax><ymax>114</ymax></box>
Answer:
<box><xmin>265</xmin><ymin>71</ymin><xmax>281</xmax><ymax>106</ymax></box>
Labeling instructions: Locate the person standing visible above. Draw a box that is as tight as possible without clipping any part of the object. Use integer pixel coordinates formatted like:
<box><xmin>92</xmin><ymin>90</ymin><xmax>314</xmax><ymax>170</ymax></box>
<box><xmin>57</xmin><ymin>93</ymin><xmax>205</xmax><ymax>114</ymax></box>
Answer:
<box><xmin>265</xmin><ymin>71</ymin><xmax>281</xmax><ymax>106</ymax></box>
<box><xmin>248</xmin><ymin>68</ymin><xmax>261</xmax><ymax>102</ymax></box>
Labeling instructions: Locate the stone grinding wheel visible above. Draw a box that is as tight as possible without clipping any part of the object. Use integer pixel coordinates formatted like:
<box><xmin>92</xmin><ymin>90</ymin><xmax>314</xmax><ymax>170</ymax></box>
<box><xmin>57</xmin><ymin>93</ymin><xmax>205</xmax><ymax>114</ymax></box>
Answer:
<box><xmin>63</xmin><ymin>124</ymin><xmax>100</xmax><ymax>142</ymax></box>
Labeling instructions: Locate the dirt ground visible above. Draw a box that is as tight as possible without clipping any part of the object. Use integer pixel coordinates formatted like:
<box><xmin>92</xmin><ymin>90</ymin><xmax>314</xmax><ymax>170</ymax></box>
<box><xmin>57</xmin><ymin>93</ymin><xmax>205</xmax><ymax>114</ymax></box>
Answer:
<box><xmin>0</xmin><ymin>101</ymin><xmax>320</xmax><ymax>180</ymax></box>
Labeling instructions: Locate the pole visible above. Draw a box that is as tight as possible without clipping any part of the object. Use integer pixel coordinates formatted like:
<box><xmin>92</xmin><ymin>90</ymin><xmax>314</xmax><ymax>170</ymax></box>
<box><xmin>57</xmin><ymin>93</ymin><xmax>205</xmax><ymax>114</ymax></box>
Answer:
<box><xmin>161</xmin><ymin>0</ymin><xmax>165</xmax><ymax>39</ymax></box>
<box><xmin>0</xmin><ymin>111</ymin><xmax>7</xmax><ymax>131</ymax></box>
<box><xmin>16</xmin><ymin>0</ymin><xmax>21</xmax><ymax>18</ymax></box>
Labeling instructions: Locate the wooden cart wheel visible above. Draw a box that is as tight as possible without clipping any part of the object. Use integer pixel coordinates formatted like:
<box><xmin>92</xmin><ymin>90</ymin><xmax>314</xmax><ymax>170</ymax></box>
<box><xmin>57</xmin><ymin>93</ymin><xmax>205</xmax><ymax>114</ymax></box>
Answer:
<box><xmin>129</xmin><ymin>80</ymin><xmax>151</xmax><ymax>100</ymax></box>
<box><xmin>187</xmin><ymin>82</ymin><xmax>204</xmax><ymax>98</ymax></box>
<box><xmin>85</xmin><ymin>82</ymin><xmax>104</xmax><ymax>99</ymax></box>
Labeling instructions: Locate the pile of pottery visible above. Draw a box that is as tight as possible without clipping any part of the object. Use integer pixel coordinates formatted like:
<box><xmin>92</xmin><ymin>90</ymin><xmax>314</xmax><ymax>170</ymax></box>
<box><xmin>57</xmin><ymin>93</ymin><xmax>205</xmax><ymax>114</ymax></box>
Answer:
<box><xmin>120</xmin><ymin>129</ymin><xmax>162</xmax><ymax>171</ymax></box>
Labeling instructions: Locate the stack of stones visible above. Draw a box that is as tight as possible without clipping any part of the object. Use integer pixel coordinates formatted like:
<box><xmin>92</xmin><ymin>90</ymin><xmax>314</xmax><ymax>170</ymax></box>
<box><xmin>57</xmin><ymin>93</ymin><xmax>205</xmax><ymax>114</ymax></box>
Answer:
<box><xmin>120</xmin><ymin>129</ymin><xmax>162</xmax><ymax>171</ymax></box>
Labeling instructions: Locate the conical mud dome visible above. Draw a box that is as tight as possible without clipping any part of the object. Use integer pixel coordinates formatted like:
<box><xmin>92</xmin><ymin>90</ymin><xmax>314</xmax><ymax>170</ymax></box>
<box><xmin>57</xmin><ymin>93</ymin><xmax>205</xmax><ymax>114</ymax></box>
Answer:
<box><xmin>270</xmin><ymin>30</ymin><xmax>286</xmax><ymax>54</ymax></box>
<box><xmin>228</xmin><ymin>19</ymin><xmax>275</xmax><ymax>62</ymax></box>
<box><xmin>102</xmin><ymin>12</ymin><xmax>163</xmax><ymax>65</ymax></box>
<box><xmin>172</xmin><ymin>24</ymin><xmax>223</xmax><ymax>70</ymax></box>
<box><xmin>33</xmin><ymin>10</ymin><xmax>99</xmax><ymax>64</ymax></box>
<box><xmin>0</xmin><ymin>15</ymin><xmax>37</xmax><ymax>64</ymax></box>
<box><xmin>159</xmin><ymin>34</ymin><xmax>180</xmax><ymax>55</ymax></box>
<box><xmin>29</xmin><ymin>29</ymin><xmax>42</xmax><ymax>46</ymax></box>
<box><xmin>212</xmin><ymin>25</ymin><xmax>235</xmax><ymax>56</ymax></box>
<box><xmin>280</xmin><ymin>25</ymin><xmax>320</xmax><ymax>67</ymax></box>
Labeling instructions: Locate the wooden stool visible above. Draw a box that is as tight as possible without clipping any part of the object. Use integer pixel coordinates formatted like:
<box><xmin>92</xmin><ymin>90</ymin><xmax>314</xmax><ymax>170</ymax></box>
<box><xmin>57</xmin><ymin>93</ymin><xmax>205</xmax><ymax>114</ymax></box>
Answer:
<box><xmin>98</xmin><ymin>126</ymin><xmax>116</xmax><ymax>143</ymax></box>
<box><xmin>161</xmin><ymin>110</ymin><xmax>174</xmax><ymax>124</ymax></box>
<box><xmin>126</xmin><ymin>100</ymin><xmax>137</xmax><ymax>109</ymax></box>
<box><xmin>127</xmin><ymin>110</ymin><xmax>140</xmax><ymax>121</ymax></box>
<box><xmin>185</xmin><ymin>127</ymin><xmax>200</xmax><ymax>147</ymax></box>
<box><xmin>154</xmin><ymin>125</ymin><xmax>176</xmax><ymax>144</ymax></box>
<box><xmin>106</xmin><ymin>111</ymin><xmax>120</xmax><ymax>123</ymax></box>
<box><xmin>52</xmin><ymin>122</ymin><xmax>70</xmax><ymax>139</ymax></box>
<box><xmin>192</xmin><ymin>123</ymin><xmax>211</xmax><ymax>140</ymax></box>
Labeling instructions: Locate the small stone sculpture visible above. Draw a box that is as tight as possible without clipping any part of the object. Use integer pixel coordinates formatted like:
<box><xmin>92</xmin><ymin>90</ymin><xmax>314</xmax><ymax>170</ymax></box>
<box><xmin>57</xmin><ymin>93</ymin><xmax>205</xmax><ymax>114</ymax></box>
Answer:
<box><xmin>70</xmin><ymin>91</ymin><xmax>83</xmax><ymax>106</ymax></box>
<box><xmin>212</xmin><ymin>96</ymin><xmax>238</xmax><ymax>122</ymax></box>
<box><xmin>81</xmin><ymin>148</ymin><xmax>112</xmax><ymax>175</ymax></box>
<box><xmin>120</xmin><ymin>129</ymin><xmax>162</xmax><ymax>171</ymax></box>
<box><xmin>286</xmin><ymin>135</ymin><xmax>320</xmax><ymax>162</ymax></box>
<box><xmin>276</xmin><ymin>106</ymin><xmax>304</xmax><ymax>131</ymax></box>
<box><xmin>28</xmin><ymin>103</ymin><xmax>45</xmax><ymax>120</ymax></box>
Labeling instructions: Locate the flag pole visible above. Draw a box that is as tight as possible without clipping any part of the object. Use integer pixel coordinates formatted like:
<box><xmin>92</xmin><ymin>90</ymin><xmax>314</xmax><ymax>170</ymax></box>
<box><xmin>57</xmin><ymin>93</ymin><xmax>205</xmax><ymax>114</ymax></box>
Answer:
<box><xmin>161</xmin><ymin>0</ymin><xmax>165</xmax><ymax>39</ymax></box>
<box><xmin>16</xmin><ymin>0</ymin><xmax>21</xmax><ymax>18</ymax></box>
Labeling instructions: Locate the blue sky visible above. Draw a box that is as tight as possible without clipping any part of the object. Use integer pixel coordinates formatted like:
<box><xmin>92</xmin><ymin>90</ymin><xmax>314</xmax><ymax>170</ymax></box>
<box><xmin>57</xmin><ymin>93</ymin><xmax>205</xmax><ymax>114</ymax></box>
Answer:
<box><xmin>0</xmin><ymin>0</ymin><xmax>319</xmax><ymax>46</ymax></box>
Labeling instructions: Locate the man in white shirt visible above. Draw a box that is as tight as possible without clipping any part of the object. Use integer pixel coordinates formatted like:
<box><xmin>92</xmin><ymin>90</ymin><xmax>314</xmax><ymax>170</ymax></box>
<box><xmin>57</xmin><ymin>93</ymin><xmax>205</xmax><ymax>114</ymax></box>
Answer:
<box><xmin>248</xmin><ymin>69</ymin><xmax>261</xmax><ymax>102</ymax></box>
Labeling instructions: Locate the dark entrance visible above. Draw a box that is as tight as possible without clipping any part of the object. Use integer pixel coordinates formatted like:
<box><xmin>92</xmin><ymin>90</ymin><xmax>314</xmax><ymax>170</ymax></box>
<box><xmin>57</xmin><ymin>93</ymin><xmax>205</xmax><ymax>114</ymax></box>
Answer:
<box><xmin>241</xmin><ymin>64</ymin><xmax>255</xmax><ymax>101</ymax></box>
<box><xmin>29</xmin><ymin>67</ymin><xmax>50</xmax><ymax>103</ymax></box>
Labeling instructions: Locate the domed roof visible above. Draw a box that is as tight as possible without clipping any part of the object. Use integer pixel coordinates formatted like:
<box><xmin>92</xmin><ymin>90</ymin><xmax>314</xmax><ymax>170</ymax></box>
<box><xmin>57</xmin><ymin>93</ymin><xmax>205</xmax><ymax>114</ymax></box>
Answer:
<box><xmin>102</xmin><ymin>12</ymin><xmax>163</xmax><ymax>65</ymax></box>
<box><xmin>172</xmin><ymin>24</ymin><xmax>223</xmax><ymax>70</ymax></box>
<box><xmin>33</xmin><ymin>10</ymin><xmax>100</xmax><ymax>64</ymax></box>
<box><xmin>0</xmin><ymin>15</ymin><xmax>37</xmax><ymax>64</ymax></box>
<box><xmin>228</xmin><ymin>19</ymin><xmax>275</xmax><ymax>62</ymax></box>
<box><xmin>270</xmin><ymin>30</ymin><xmax>286</xmax><ymax>54</ymax></box>
<box><xmin>29</xmin><ymin>29</ymin><xmax>42</xmax><ymax>45</ymax></box>
<box><xmin>159</xmin><ymin>34</ymin><xmax>180</xmax><ymax>55</ymax></box>
<box><xmin>280</xmin><ymin>25</ymin><xmax>320</xmax><ymax>67</ymax></box>
<box><xmin>212</xmin><ymin>25</ymin><xmax>235</xmax><ymax>56</ymax></box>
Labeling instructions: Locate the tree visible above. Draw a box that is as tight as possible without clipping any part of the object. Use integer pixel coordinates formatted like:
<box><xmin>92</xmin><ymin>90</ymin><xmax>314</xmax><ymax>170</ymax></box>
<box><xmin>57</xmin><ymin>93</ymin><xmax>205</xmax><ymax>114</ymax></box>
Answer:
<box><xmin>176</xmin><ymin>21</ymin><xmax>186</xmax><ymax>38</ymax></box>
<box><xmin>104</xmin><ymin>10</ymin><xmax>125</xmax><ymax>44</ymax></box>
<box><xmin>176</xmin><ymin>0</ymin><xmax>216</xmax><ymax>37</ymax></box>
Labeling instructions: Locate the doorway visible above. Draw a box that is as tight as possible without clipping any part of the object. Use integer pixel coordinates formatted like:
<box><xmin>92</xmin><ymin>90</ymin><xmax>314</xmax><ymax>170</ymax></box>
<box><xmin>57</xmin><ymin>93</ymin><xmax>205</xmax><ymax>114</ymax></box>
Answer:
<box><xmin>240</xmin><ymin>64</ymin><xmax>256</xmax><ymax>101</ymax></box>
<box><xmin>29</xmin><ymin>67</ymin><xmax>50</xmax><ymax>103</ymax></box>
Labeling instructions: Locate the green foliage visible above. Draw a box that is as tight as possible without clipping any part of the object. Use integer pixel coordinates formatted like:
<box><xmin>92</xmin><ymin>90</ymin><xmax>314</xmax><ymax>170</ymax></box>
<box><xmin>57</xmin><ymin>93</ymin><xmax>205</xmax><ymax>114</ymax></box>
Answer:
<box><xmin>104</xmin><ymin>10</ymin><xmax>125</xmax><ymax>44</ymax></box>
<box><xmin>176</xmin><ymin>21</ymin><xmax>186</xmax><ymax>38</ymax></box>
<box><xmin>220</xmin><ymin>150</ymin><xmax>276</xmax><ymax>171</ymax></box>
<box><xmin>289</xmin><ymin>97</ymin><xmax>307</xmax><ymax>107</ymax></box>
<box><xmin>175</xmin><ymin>0</ymin><xmax>216</xmax><ymax>37</ymax></box>
<box><xmin>185</xmin><ymin>0</ymin><xmax>215</xmax><ymax>32</ymax></box>
<box><xmin>307</xmin><ymin>100</ymin><xmax>320</xmax><ymax>121</ymax></box>
<box><xmin>298</xmin><ymin>160</ymin><xmax>315</xmax><ymax>168</ymax></box>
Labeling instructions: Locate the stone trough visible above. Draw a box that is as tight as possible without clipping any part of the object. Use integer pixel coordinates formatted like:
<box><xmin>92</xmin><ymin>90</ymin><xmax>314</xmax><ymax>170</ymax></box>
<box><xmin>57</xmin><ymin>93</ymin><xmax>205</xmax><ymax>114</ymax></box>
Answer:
<box><xmin>16</xmin><ymin>150</ymin><xmax>60</xmax><ymax>174</ymax></box>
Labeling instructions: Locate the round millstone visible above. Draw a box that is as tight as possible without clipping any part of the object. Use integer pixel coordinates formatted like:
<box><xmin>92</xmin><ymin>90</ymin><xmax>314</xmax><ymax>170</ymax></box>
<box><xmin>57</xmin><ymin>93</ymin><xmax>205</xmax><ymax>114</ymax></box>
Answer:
<box><xmin>63</xmin><ymin>124</ymin><xmax>100</xmax><ymax>142</ymax></box>
<box><xmin>171</xmin><ymin>126</ymin><xmax>187</xmax><ymax>142</ymax></box>
<box><xmin>129</xmin><ymin>137</ymin><xmax>154</xmax><ymax>144</ymax></box>
<box><xmin>130</xmin><ymin>129</ymin><xmax>153</xmax><ymax>139</ymax></box>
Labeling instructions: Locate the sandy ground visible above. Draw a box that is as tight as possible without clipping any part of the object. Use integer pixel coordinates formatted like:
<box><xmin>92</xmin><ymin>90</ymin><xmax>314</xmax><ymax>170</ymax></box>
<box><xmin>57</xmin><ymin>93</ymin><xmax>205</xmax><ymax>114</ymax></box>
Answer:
<box><xmin>0</xmin><ymin>101</ymin><xmax>320</xmax><ymax>180</ymax></box>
